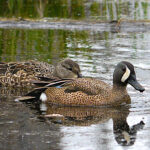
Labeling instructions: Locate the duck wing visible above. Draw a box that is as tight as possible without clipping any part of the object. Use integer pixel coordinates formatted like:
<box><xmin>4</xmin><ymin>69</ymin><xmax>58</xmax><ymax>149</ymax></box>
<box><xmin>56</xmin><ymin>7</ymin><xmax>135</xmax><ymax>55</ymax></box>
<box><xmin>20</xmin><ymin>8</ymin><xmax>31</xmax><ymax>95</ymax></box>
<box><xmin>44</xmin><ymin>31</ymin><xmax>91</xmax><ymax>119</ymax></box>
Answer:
<box><xmin>17</xmin><ymin>78</ymin><xmax>110</xmax><ymax>101</ymax></box>
<box><xmin>62</xmin><ymin>78</ymin><xmax>111</xmax><ymax>95</ymax></box>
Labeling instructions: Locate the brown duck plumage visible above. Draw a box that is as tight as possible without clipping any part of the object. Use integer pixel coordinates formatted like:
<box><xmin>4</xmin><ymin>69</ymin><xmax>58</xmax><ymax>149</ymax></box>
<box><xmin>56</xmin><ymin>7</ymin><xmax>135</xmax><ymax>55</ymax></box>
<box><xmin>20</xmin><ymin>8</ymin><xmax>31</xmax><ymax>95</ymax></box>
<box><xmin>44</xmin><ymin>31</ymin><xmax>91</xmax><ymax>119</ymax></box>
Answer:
<box><xmin>43</xmin><ymin>78</ymin><xmax>132</xmax><ymax>106</ymax></box>
<box><xmin>37</xmin><ymin>61</ymin><xmax>145</xmax><ymax>106</ymax></box>
<box><xmin>0</xmin><ymin>59</ymin><xmax>81</xmax><ymax>87</ymax></box>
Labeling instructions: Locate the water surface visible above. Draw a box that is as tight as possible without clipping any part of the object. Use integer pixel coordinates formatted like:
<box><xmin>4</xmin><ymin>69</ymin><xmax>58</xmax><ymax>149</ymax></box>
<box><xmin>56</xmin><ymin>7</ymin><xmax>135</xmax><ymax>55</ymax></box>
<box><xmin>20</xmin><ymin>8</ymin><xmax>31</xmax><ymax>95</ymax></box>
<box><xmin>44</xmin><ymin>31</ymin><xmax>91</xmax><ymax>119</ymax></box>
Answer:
<box><xmin>0</xmin><ymin>26</ymin><xmax>150</xmax><ymax>150</ymax></box>
<box><xmin>0</xmin><ymin>0</ymin><xmax>150</xmax><ymax>150</ymax></box>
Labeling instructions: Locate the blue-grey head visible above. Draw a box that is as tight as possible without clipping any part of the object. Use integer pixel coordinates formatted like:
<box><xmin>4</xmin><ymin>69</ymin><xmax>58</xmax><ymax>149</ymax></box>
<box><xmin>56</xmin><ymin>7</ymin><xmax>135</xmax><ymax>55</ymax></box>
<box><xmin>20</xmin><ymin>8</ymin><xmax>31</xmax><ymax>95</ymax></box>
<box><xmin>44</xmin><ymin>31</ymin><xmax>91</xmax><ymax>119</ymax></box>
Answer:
<box><xmin>113</xmin><ymin>61</ymin><xmax>145</xmax><ymax>92</ymax></box>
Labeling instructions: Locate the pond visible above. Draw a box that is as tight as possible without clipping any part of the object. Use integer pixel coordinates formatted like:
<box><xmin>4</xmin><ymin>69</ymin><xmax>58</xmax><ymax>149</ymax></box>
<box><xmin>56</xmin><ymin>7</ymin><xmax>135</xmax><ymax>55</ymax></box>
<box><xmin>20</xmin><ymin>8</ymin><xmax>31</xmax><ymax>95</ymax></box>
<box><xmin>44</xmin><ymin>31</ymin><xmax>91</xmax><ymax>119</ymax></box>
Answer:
<box><xmin>0</xmin><ymin>0</ymin><xmax>150</xmax><ymax>150</ymax></box>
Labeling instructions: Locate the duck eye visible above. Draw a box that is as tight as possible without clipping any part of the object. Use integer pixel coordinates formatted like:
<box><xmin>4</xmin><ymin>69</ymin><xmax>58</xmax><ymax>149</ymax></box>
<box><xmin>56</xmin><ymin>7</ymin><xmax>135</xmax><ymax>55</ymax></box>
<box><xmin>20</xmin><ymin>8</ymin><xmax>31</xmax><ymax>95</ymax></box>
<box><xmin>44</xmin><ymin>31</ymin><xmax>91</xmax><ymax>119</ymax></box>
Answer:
<box><xmin>122</xmin><ymin>67</ymin><xmax>126</xmax><ymax>72</ymax></box>
<box><xmin>68</xmin><ymin>68</ymin><xmax>72</xmax><ymax>71</ymax></box>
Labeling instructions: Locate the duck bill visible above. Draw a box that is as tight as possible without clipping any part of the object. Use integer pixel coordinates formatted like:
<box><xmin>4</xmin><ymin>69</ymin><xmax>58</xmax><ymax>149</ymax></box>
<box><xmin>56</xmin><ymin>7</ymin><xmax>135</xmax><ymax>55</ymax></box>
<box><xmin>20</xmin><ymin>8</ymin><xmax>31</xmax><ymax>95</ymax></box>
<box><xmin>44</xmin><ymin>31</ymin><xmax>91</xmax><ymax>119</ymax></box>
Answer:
<box><xmin>127</xmin><ymin>75</ymin><xmax>145</xmax><ymax>92</ymax></box>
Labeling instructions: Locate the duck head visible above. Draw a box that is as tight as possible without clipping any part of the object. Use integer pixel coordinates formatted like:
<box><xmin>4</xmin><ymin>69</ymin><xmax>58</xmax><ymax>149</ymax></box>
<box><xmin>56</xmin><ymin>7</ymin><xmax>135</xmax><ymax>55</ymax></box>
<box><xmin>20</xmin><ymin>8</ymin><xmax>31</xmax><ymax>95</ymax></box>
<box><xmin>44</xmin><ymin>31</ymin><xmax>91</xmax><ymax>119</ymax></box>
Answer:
<box><xmin>55</xmin><ymin>59</ymin><xmax>82</xmax><ymax>79</ymax></box>
<box><xmin>113</xmin><ymin>61</ymin><xmax>145</xmax><ymax>92</ymax></box>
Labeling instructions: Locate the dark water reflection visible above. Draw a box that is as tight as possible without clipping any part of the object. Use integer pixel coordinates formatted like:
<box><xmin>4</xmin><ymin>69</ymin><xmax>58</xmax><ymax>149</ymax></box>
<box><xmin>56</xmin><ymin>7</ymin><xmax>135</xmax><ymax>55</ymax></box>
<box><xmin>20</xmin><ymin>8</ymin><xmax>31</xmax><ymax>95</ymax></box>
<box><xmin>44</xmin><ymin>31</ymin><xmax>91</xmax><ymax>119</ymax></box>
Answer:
<box><xmin>39</xmin><ymin>104</ymin><xmax>145</xmax><ymax>149</ymax></box>
<box><xmin>0</xmin><ymin>96</ymin><xmax>61</xmax><ymax>150</ymax></box>
<box><xmin>43</xmin><ymin>104</ymin><xmax>145</xmax><ymax>147</ymax></box>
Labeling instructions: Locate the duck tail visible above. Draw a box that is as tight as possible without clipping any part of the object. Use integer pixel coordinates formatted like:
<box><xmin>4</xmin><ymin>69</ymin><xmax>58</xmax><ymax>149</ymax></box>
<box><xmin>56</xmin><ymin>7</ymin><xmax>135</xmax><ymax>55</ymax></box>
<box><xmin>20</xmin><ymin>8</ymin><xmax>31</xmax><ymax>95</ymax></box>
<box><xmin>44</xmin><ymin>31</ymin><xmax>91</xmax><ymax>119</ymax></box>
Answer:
<box><xmin>16</xmin><ymin>87</ymin><xmax>48</xmax><ymax>101</ymax></box>
<box><xmin>17</xmin><ymin>78</ymin><xmax>73</xmax><ymax>101</ymax></box>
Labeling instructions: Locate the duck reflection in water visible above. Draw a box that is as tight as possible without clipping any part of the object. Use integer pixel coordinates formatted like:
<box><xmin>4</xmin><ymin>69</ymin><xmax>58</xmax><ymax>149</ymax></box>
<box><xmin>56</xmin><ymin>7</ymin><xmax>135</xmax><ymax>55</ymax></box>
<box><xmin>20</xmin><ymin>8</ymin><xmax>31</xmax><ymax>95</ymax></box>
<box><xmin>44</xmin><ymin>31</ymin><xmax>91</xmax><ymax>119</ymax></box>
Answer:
<box><xmin>113</xmin><ymin>113</ymin><xmax>144</xmax><ymax>146</ymax></box>
<box><xmin>34</xmin><ymin>102</ymin><xmax>145</xmax><ymax>146</ymax></box>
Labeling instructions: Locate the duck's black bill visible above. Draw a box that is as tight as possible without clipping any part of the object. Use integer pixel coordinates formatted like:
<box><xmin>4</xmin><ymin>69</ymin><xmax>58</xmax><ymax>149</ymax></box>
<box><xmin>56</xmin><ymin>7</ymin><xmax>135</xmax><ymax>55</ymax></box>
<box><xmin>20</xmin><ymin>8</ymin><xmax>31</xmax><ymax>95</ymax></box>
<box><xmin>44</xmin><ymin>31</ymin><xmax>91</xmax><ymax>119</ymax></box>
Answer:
<box><xmin>127</xmin><ymin>75</ymin><xmax>145</xmax><ymax>92</ymax></box>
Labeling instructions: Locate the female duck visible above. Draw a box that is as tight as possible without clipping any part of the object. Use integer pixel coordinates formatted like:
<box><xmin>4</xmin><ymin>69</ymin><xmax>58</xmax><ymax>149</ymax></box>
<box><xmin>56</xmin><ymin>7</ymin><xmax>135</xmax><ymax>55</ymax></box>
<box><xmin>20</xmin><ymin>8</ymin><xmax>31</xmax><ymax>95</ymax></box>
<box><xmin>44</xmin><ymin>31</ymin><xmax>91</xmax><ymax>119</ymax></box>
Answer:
<box><xmin>0</xmin><ymin>59</ymin><xmax>81</xmax><ymax>87</ymax></box>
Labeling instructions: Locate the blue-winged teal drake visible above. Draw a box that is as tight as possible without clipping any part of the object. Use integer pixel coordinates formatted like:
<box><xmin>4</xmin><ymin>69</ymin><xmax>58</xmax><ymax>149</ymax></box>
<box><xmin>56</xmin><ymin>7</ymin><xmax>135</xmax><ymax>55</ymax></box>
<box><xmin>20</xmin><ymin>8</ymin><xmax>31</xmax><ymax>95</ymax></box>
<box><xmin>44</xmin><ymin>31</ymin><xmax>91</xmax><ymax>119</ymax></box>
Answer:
<box><xmin>0</xmin><ymin>59</ymin><xmax>81</xmax><ymax>87</ymax></box>
<box><xmin>22</xmin><ymin>61</ymin><xmax>145</xmax><ymax>106</ymax></box>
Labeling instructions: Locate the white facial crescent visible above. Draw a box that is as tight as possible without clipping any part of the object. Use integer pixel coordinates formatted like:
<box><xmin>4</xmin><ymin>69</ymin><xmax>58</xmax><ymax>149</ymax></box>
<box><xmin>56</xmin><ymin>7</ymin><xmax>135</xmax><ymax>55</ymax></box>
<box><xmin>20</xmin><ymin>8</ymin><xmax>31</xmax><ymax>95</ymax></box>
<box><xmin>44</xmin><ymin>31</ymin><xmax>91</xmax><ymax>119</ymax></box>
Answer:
<box><xmin>121</xmin><ymin>66</ymin><xmax>131</xmax><ymax>82</ymax></box>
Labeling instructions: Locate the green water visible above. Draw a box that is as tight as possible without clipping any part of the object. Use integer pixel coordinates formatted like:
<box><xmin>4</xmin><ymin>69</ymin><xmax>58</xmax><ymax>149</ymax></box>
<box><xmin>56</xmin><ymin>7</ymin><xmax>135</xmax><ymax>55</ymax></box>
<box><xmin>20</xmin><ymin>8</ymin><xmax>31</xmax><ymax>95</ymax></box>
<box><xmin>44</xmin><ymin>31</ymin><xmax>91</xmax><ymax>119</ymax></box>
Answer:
<box><xmin>0</xmin><ymin>28</ymin><xmax>111</xmax><ymax>63</ymax></box>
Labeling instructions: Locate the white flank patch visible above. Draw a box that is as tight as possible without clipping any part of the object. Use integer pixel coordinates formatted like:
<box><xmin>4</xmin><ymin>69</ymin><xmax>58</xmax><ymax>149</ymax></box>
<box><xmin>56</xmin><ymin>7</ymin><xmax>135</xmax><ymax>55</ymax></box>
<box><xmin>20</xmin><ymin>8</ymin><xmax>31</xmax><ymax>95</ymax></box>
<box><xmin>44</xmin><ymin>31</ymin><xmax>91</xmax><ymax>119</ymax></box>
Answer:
<box><xmin>40</xmin><ymin>93</ymin><xmax>47</xmax><ymax>102</ymax></box>
<box><xmin>121</xmin><ymin>66</ymin><xmax>131</xmax><ymax>82</ymax></box>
